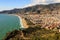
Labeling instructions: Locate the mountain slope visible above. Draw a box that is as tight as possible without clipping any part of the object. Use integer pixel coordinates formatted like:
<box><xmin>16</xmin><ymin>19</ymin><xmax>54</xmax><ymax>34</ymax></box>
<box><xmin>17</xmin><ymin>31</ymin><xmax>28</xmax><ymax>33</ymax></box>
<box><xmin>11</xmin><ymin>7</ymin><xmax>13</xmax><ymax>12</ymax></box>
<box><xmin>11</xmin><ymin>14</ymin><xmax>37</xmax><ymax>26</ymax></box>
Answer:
<box><xmin>0</xmin><ymin>3</ymin><xmax>60</xmax><ymax>14</ymax></box>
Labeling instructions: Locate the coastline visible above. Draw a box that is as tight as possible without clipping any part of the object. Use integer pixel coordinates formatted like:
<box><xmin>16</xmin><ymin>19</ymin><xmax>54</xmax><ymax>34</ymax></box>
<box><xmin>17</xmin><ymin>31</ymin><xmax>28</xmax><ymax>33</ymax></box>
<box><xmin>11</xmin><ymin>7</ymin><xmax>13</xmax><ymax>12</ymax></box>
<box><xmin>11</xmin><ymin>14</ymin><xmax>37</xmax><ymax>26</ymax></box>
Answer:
<box><xmin>16</xmin><ymin>15</ymin><xmax>24</xmax><ymax>28</ymax></box>
<box><xmin>9</xmin><ymin>14</ymin><xmax>29</xmax><ymax>29</ymax></box>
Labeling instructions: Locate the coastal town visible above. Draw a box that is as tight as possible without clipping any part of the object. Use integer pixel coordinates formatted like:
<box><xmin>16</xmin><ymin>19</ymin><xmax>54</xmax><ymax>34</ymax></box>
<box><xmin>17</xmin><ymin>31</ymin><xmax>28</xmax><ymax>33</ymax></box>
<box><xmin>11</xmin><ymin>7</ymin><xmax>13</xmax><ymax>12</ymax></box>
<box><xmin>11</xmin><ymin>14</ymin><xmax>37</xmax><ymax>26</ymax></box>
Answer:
<box><xmin>2</xmin><ymin>3</ymin><xmax>60</xmax><ymax>40</ymax></box>
<box><xmin>18</xmin><ymin>11</ymin><xmax>60</xmax><ymax>32</ymax></box>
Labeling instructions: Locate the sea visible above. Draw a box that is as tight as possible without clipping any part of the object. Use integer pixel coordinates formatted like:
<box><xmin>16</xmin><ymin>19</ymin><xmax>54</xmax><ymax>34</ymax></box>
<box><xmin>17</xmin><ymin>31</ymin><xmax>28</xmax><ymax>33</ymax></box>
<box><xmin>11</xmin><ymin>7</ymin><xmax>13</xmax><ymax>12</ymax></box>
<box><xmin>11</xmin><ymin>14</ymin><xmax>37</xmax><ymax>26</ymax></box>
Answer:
<box><xmin>0</xmin><ymin>14</ymin><xmax>21</xmax><ymax>40</ymax></box>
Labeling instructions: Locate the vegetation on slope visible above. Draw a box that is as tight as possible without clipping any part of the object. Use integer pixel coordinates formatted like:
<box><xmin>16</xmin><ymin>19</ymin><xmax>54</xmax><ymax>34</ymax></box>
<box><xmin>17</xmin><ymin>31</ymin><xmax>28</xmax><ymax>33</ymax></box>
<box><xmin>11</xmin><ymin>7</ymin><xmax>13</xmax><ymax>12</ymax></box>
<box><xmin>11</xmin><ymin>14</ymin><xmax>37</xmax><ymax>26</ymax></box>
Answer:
<box><xmin>4</xmin><ymin>26</ymin><xmax>60</xmax><ymax>40</ymax></box>
<box><xmin>0</xmin><ymin>3</ymin><xmax>60</xmax><ymax>14</ymax></box>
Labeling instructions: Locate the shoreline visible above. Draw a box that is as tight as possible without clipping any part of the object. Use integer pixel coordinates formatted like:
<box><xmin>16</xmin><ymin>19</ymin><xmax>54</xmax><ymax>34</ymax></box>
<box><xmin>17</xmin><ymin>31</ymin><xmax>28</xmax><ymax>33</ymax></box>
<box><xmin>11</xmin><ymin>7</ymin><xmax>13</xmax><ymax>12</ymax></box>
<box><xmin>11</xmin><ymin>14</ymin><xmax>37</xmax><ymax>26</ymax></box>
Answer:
<box><xmin>9</xmin><ymin>14</ymin><xmax>29</xmax><ymax>29</ymax></box>
<box><xmin>16</xmin><ymin>15</ymin><xmax>24</xmax><ymax>28</ymax></box>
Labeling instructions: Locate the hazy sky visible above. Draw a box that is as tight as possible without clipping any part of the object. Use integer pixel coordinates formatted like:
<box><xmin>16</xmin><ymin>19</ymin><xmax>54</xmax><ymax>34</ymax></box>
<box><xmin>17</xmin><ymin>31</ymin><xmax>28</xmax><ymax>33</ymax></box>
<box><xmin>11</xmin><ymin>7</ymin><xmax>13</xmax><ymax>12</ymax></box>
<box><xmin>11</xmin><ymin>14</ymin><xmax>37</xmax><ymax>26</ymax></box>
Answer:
<box><xmin>0</xmin><ymin>0</ymin><xmax>60</xmax><ymax>11</ymax></box>
<box><xmin>0</xmin><ymin>0</ymin><xmax>31</xmax><ymax>11</ymax></box>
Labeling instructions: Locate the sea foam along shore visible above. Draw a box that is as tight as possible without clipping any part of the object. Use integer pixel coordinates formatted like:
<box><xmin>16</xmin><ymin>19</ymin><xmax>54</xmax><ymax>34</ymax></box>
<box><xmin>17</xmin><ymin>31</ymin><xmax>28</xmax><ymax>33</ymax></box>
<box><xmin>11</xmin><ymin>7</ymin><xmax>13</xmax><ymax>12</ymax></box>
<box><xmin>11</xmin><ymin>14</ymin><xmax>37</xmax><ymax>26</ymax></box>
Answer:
<box><xmin>9</xmin><ymin>14</ymin><xmax>24</xmax><ymax>29</ymax></box>
<box><xmin>17</xmin><ymin>15</ymin><xmax>24</xmax><ymax>28</ymax></box>
<box><xmin>17</xmin><ymin>14</ymin><xmax>29</xmax><ymax>29</ymax></box>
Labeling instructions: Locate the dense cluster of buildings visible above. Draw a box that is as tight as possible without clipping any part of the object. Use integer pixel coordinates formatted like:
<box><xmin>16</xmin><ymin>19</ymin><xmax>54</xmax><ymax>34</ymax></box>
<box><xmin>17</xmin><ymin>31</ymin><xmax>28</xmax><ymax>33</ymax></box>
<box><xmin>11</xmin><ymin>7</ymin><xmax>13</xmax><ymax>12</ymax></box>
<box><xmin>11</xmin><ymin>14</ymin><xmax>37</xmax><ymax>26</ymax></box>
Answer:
<box><xmin>21</xmin><ymin>13</ymin><xmax>60</xmax><ymax>30</ymax></box>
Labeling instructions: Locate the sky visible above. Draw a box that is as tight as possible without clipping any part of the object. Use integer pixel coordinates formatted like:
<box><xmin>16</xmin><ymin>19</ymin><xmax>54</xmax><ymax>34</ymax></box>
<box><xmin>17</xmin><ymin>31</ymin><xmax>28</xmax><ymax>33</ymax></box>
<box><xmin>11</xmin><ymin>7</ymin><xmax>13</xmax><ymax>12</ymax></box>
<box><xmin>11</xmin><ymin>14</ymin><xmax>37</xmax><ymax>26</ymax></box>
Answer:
<box><xmin>0</xmin><ymin>0</ymin><xmax>60</xmax><ymax>11</ymax></box>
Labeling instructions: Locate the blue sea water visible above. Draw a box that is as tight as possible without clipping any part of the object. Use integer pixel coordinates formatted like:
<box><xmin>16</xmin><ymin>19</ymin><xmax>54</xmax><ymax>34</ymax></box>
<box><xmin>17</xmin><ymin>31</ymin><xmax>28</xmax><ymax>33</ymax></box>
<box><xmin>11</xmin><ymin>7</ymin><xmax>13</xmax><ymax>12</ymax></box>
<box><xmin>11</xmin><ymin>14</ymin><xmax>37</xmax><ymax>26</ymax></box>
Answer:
<box><xmin>0</xmin><ymin>14</ymin><xmax>21</xmax><ymax>40</ymax></box>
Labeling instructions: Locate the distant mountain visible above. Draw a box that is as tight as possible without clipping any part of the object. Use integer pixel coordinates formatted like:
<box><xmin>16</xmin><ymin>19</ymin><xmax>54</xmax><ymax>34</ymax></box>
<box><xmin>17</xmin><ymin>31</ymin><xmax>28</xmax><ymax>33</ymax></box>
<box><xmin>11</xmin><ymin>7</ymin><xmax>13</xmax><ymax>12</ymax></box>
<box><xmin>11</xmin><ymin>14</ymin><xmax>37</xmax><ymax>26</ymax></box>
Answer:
<box><xmin>0</xmin><ymin>3</ymin><xmax>60</xmax><ymax>14</ymax></box>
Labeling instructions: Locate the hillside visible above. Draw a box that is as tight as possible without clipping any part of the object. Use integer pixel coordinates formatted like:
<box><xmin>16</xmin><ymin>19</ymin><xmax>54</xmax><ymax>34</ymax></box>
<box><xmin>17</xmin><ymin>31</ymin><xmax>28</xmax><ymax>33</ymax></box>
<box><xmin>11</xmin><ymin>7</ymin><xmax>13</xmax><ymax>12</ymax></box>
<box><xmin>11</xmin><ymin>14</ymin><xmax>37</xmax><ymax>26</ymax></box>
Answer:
<box><xmin>0</xmin><ymin>3</ymin><xmax>60</xmax><ymax>14</ymax></box>
<box><xmin>4</xmin><ymin>26</ymin><xmax>60</xmax><ymax>40</ymax></box>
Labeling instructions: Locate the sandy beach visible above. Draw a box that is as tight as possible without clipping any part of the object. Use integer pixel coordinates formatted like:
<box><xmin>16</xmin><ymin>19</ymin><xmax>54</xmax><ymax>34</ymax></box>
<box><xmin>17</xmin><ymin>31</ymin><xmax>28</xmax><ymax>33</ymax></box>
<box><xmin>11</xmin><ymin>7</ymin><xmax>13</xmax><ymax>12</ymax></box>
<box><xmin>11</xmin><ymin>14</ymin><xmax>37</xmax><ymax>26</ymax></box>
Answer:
<box><xmin>9</xmin><ymin>14</ymin><xmax>29</xmax><ymax>28</ymax></box>
<box><xmin>18</xmin><ymin>15</ymin><xmax>29</xmax><ymax>28</ymax></box>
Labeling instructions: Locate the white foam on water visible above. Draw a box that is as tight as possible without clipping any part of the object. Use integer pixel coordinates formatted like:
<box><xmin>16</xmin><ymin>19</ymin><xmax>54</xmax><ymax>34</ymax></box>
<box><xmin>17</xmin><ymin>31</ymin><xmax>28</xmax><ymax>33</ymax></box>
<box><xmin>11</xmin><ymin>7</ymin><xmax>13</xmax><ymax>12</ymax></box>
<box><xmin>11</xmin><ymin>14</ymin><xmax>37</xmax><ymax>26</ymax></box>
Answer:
<box><xmin>18</xmin><ymin>16</ymin><xmax>24</xmax><ymax>28</ymax></box>
<box><xmin>9</xmin><ymin>14</ymin><xmax>25</xmax><ymax>29</ymax></box>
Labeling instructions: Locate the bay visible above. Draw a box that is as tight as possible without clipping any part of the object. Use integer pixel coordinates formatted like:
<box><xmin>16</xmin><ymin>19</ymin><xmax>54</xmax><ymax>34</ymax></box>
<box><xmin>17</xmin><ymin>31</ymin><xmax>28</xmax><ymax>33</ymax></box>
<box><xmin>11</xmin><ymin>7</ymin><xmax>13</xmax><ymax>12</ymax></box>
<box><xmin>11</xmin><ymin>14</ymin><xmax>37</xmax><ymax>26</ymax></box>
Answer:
<box><xmin>0</xmin><ymin>14</ymin><xmax>21</xmax><ymax>40</ymax></box>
